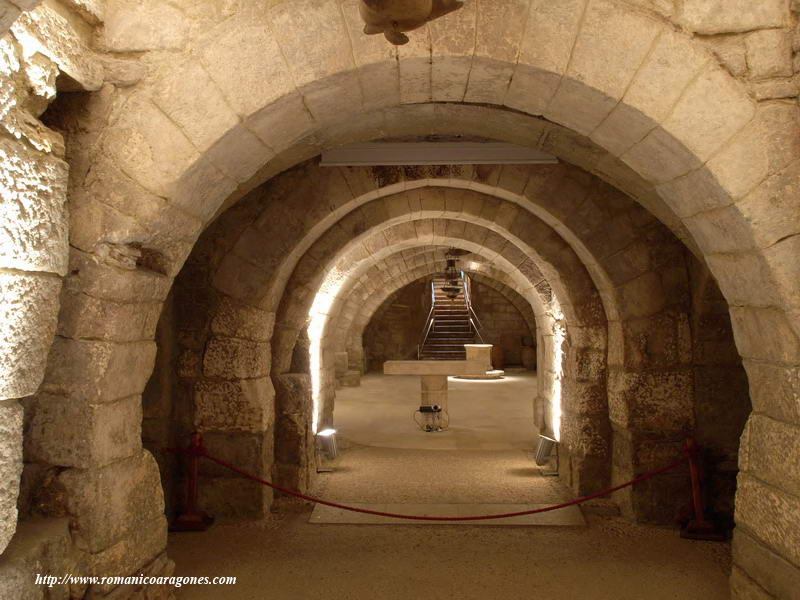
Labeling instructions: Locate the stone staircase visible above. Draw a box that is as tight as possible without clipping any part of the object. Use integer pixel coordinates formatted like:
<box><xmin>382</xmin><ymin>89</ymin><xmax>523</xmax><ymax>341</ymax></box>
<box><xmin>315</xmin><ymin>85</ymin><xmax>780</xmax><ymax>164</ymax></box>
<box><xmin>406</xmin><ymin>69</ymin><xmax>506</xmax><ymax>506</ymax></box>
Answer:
<box><xmin>419</xmin><ymin>277</ymin><xmax>476</xmax><ymax>360</ymax></box>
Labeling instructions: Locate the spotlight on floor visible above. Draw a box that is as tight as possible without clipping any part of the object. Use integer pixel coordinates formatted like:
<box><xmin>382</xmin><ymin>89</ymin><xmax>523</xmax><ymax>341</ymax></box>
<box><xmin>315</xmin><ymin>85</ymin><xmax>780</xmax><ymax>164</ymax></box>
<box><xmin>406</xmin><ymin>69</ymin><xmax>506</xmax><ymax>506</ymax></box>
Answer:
<box><xmin>315</xmin><ymin>428</ymin><xmax>338</xmax><ymax>473</ymax></box>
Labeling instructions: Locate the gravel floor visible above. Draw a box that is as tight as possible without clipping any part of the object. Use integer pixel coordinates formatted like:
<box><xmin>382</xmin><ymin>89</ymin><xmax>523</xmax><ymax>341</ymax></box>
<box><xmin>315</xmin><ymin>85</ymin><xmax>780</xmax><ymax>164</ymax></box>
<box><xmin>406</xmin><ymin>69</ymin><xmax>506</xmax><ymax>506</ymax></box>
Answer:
<box><xmin>169</xmin><ymin>445</ymin><xmax>731</xmax><ymax>600</ymax></box>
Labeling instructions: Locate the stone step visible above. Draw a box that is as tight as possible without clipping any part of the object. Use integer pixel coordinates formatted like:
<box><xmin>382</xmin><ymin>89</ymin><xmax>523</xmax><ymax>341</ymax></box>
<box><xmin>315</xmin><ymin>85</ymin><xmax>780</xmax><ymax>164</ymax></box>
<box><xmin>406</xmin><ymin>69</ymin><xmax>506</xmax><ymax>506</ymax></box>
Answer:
<box><xmin>429</xmin><ymin>331</ymin><xmax>472</xmax><ymax>340</ymax></box>
<box><xmin>429</xmin><ymin>330</ymin><xmax>470</xmax><ymax>335</ymax></box>
<box><xmin>424</xmin><ymin>344</ymin><xmax>473</xmax><ymax>350</ymax></box>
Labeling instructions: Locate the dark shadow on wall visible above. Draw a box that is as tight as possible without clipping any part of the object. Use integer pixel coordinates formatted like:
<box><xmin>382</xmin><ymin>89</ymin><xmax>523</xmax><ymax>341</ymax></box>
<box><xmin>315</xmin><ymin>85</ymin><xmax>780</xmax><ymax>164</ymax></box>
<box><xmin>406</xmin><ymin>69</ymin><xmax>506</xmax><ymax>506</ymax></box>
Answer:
<box><xmin>363</xmin><ymin>279</ymin><xmax>430</xmax><ymax>371</ymax></box>
<box><xmin>141</xmin><ymin>290</ymin><xmax>180</xmax><ymax>521</ymax></box>
<box><xmin>689</xmin><ymin>258</ymin><xmax>751</xmax><ymax>527</ymax></box>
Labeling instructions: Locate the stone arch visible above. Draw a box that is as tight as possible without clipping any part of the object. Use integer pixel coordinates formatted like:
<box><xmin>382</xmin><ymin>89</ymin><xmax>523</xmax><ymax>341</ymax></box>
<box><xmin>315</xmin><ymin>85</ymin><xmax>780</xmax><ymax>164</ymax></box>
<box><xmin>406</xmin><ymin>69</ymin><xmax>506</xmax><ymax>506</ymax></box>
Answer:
<box><xmin>16</xmin><ymin>2</ymin><xmax>797</xmax><ymax>596</ymax></box>
<box><xmin>184</xmin><ymin>201</ymin><xmax>592</xmax><ymax>494</ymax></box>
<box><xmin>257</xmin><ymin>187</ymin><xmax>693</xmax><ymax>498</ymax></box>
<box><xmin>304</xmin><ymin>238</ymin><xmax>554</xmax><ymax>394</ymax></box>
<box><xmin>283</xmin><ymin>219</ymin><xmax>572</xmax><ymax>422</ymax></box>
<box><xmin>173</xmin><ymin>168</ymin><xmax>700</xmax><ymax>518</ymax></box>
<box><xmin>274</xmin><ymin>205</ymin><xmax>676</xmax><ymax>502</ymax></box>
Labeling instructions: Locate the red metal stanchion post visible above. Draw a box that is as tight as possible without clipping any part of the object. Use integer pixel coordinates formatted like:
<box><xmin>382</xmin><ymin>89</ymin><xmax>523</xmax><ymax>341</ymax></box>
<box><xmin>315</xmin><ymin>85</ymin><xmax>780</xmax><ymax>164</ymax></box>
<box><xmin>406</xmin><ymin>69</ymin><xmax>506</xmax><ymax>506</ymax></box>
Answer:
<box><xmin>680</xmin><ymin>437</ymin><xmax>724</xmax><ymax>541</ymax></box>
<box><xmin>171</xmin><ymin>432</ymin><xmax>214</xmax><ymax>532</ymax></box>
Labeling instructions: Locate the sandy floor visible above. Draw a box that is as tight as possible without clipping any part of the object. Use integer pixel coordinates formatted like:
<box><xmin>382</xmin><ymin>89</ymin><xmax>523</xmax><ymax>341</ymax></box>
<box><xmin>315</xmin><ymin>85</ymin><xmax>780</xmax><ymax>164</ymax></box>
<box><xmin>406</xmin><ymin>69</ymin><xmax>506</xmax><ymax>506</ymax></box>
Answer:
<box><xmin>333</xmin><ymin>372</ymin><xmax>539</xmax><ymax>450</ymax></box>
<box><xmin>169</xmin><ymin>375</ymin><xmax>731</xmax><ymax>599</ymax></box>
<box><xmin>317</xmin><ymin>445</ymin><xmax>565</xmax><ymax>504</ymax></box>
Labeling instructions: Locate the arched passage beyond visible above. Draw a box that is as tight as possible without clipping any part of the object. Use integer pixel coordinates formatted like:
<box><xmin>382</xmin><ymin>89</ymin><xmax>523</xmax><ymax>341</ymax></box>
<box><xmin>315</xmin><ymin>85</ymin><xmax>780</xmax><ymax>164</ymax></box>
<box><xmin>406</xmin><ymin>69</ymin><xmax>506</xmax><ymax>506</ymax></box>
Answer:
<box><xmin>167</xmin><ymin>170</ymin><xmax>710</xmax><ymax>529</ymax></box>
<box><xmin>338</xmin><ymin>252</ymin><xmax>539</xmax><ymax>373</ymax></box>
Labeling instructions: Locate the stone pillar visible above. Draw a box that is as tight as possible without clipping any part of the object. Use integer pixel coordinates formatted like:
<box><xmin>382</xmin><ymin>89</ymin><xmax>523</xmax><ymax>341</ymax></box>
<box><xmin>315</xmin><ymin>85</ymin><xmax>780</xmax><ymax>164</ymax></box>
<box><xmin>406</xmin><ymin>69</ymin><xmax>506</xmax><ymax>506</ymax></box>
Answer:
<box><xmin>607</xmin><ymin>309</ymin><xmax>694</xmax><ymax>523</ymax></box>
<box><xmin>0</xmin><ymin>401</ymin><xmax>23</xmax><ymax>553</ymax></box>
<box><xmin>273</xmin><ymin>374</ymin><xmax>315</xmax><ymax>496</ymax></box>
<box><xmin>732</xmin><ymin>362</ymin><xmax>800</xmax><ymax>600</ymax></box>
<box><xmin>194</xmin><ymin>377</ymin><xmax>275</xmax><ymax>519</ymax></box>
<box><xmin>420</xmin><ymin>375</ymin><xmax>447</xmax><ymax>429</ymax></box>
<box><xmin>559</xmin><ymin>321</ymin><xmax>610</xmax><ymax>496</ymax></box>
<box><xmin>420</xmin><ymin>375</ymin><xmax>448</xmax><ymax>407</ymax></box>
<box><xmin>192</xmin><ymin>303</ymin><xmax>275</xmax><ymax>519</ymax></box>
<box><xmin>0</xmin><ymin>33</ymin><xmax>68</xmax><ymax>554</ymax></box>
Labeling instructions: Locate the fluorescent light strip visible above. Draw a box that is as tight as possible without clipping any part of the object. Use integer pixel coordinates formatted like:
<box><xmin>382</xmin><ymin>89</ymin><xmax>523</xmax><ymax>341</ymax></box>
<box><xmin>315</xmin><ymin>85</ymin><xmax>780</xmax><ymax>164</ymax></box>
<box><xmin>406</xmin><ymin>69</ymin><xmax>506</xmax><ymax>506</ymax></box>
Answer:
<box><xmin>321</xmin><ymin>142</ymin><xmax>559</xmax><ymax>167</ymax></box>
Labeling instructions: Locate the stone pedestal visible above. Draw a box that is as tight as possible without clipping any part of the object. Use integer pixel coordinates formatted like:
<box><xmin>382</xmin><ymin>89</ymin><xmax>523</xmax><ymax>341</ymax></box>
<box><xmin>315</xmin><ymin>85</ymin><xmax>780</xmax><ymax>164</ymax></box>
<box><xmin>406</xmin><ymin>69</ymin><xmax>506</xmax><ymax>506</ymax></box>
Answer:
<box><xmin>421</xmin><ymin>375</ymin><xmax>448</xmax><ymax>407</ymax></box>
<box><xmin>384</xmin><ymin>360</ymin><xmax>486</xmax><ymax>430</ymax></box>
<box><xmin>420</xmin><ymin>375</ymin><xmax>447</xmax><ymax>429</ymax></box>
<box><xmin>460</xmin><ymin>344</ymin><xmax>504</xmax><ymax>380</ymax></box>
<box><xmin>464</xmin><ymin>344</ymin><xmax>492</xmax><ymax>369</ymax></box>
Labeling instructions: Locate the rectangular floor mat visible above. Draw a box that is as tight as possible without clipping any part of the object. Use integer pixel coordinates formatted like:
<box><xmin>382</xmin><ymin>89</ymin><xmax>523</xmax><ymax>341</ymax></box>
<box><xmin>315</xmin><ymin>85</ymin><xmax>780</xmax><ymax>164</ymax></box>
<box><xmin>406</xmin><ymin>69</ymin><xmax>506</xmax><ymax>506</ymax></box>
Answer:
<box><xmin>309</xmin><ymin>503</ymin><xmax>586</xmax><ymax>526</ymax></box>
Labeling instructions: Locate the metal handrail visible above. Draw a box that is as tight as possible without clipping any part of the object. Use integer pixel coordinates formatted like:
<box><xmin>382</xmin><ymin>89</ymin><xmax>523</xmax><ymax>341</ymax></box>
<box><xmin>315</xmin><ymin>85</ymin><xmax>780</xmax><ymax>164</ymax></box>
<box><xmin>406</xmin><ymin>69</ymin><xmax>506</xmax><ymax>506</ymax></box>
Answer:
<box><xmin>417</xmin><ymin>281</ymin><xmax>436</xmax><ymax>358</ymax></box>
<box><xmin>461</xmin><ymin>273</ymin><xmax>485</xmax><ymax>343</ymax></box>
<box><xmin>469</xmin><ymin>315</ymin><xmax>485</xmax><ymax>343</ymax></box>
<box><xmin>419</xmin><ymin>274</ymin><xmax>486</xmax><ymax>358</ymax></box>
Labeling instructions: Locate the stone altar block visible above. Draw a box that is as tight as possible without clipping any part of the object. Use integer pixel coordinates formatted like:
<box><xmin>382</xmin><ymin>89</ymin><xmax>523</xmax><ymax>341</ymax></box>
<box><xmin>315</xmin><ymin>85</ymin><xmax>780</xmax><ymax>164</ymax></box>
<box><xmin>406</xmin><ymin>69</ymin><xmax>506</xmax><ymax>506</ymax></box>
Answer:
<box><xmin>465</xmin><ymin>344</ymin><xmax>492</xmax><ymax>368</ymax></box>
<box><xmin>459</xmin><ymin>344</ymin><xmax>504</xmax><ymax>380</ymax></box>
<box><xmin>384</xmin><ymin>359</ymin><xmax>487</xmax><ymax>429</ymax></box>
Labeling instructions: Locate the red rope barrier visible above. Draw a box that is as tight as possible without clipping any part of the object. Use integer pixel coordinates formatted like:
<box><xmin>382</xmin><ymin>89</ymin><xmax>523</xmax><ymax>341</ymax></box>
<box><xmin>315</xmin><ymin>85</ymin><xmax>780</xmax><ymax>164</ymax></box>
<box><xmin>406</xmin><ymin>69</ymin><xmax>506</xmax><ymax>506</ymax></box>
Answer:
<box><xmin>195</xmin><ymin>446</ymin><xmax>688</xmax><ymax>522</ymax></box>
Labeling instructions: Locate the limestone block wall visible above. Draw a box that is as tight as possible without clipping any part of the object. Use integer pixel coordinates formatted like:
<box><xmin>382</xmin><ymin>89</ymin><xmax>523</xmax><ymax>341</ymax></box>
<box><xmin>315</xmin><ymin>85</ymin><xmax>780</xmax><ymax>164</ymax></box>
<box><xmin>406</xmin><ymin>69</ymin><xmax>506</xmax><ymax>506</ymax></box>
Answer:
<box><xmin>0</xmin><ymin>0</ymin><xmax>93</xmax><ymax>559</ymax></box>
<box><xmin>1</xmin><ymin>3</ymin><xmax>179</xmax><ymax>596</ymax></box>
<box><xmin>164</xmin><ymin>209</ymin><xmax>277</xmax><ymax>520</ymax></box>
<box><xmin>469</xmin><ymin>280</ymin><xmax>536</xmax><ymax>366</ymax></box>
<box><xmin>362</xmin><ymin>279</ymin><xmax>428</xmax><ymax>370</ymax></box>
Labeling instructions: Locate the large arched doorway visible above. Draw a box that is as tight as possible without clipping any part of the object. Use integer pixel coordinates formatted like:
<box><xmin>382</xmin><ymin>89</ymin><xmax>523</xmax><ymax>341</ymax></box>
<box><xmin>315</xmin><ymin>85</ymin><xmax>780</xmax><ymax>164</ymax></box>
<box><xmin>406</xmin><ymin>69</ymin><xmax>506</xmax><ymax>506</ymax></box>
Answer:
<box><xmin>3</xmin><ymin>2</ymin><xmax>797</xmax><ymax>598</ymax></box>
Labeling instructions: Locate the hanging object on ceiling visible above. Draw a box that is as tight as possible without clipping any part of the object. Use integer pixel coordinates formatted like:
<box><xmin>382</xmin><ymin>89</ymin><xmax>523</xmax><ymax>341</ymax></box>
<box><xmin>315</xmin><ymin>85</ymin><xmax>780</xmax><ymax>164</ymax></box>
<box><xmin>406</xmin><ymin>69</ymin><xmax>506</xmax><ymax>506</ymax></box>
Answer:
<box><xmin>442</xmin><ymin>249</ymin><xmax>463</xmax><ymax>300</ymax></box>
<box><xmin>359</xmin><ymin>0</ymin><xmax>465</xmax><ymax>46</ymax></box>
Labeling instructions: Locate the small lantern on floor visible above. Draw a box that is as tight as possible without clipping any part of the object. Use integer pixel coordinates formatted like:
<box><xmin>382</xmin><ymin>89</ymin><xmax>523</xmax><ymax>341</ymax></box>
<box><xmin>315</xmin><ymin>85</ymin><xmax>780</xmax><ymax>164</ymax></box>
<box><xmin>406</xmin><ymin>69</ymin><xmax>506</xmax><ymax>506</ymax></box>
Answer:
<box><xmin>315</xmin><ymin>428</ymin><xmax>338</xmax><ymax>473</ymax></box>
<box><xmin>535</xmin><ymin>433</ymin><xmax>559</xmax><ymax>476</ymax></box>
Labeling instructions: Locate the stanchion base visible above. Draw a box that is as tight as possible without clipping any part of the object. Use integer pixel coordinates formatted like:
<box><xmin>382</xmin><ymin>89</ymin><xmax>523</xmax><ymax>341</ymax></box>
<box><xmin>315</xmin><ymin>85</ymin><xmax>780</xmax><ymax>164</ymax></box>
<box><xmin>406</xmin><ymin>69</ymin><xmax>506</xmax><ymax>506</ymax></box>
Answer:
<box><xmin>170</xmin><ymin>512</ymin><xmax>214</xmax><ymax>532</ymax></box>
<box><xmin>681</xmin><ymin>520</ymin><xmax>725</xmax><ymax>541</ymax></box>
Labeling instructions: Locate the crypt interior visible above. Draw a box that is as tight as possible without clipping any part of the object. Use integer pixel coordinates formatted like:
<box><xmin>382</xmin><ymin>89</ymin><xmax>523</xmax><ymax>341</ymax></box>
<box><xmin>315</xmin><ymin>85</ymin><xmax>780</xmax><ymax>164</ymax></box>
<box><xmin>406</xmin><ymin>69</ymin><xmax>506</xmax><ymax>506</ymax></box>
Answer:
<box><xmin>0</xmin><ymin>1</ymin><xmax>798</xmax><ymax>599</ymax></box>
